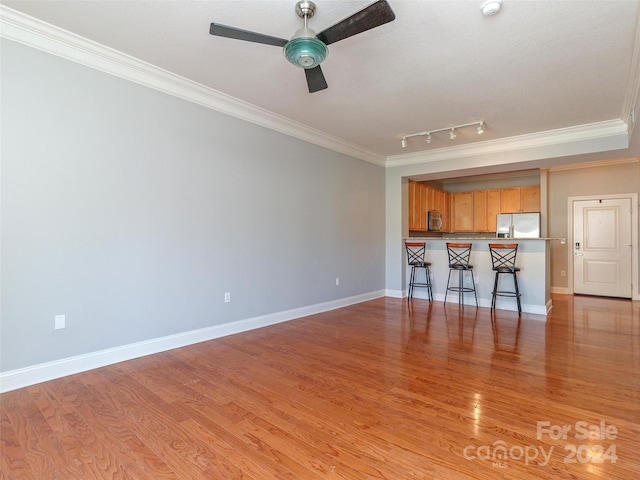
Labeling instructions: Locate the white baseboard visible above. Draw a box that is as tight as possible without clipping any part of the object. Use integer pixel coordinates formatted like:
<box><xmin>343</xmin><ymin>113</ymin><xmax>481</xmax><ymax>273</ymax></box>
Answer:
<box><xmin>551</xmin><ymin>286</ymin><xmax>571</xmax><ymax>295</ymax></box>
<box><xmin>385</xmin><ymin>289</ymin><xmax>404</xmax><ymax>298</ymax></box>
<box><xmin>0</xmin><ymin>290</ymin><xmax>386</xmax><ymax>393</ymax></box>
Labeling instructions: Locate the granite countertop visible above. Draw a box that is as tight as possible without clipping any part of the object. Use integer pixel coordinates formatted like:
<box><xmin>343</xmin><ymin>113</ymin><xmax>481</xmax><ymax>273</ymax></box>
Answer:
<box><xmin>406</xmin><ymin>237</ymin><xmax>564</xmax><ymax>241</ymax></box>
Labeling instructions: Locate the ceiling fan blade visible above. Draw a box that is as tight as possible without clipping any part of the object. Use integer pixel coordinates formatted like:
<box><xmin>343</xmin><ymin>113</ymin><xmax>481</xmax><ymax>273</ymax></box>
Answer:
<box><xmin>209</xmin><ymin>23</ymin><xmax>288</xmax><ymax>47</ymax></box>
<box><xmin>316</xmin><ymin>0</ymin><xmax>395</xmax><ymax>46</ymax></box>
<box><xmin>305</xmin><ymin>66</ymin><xmax>328</xmax><ymax>93</ymax></box>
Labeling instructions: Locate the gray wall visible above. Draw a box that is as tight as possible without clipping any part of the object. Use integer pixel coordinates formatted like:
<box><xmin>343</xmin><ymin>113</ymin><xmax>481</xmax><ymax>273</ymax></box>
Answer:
<box><xmin>547</xmin><ymin>161</ymin><xmax>640</xmax><ymax>289</ymax></box>
<box><xmin>1</xmin><ymin>40</ymin><xmax>386</xmax><ymax>372</ymax></box>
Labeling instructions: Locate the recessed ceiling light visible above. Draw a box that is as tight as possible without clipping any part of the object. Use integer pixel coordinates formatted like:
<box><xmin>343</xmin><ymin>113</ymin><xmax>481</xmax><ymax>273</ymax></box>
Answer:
<box><xmin>481</xmin><ymin>0</ymin><xmax>502</xmax><ymax>16</ymax></box>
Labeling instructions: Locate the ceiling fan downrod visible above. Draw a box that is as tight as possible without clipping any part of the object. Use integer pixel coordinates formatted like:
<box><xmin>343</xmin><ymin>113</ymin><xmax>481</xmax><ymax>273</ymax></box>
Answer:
<box><xmin>285</xmin><ymin>1</ymin><xmax>327</xmax><ymax>69</ymax></box>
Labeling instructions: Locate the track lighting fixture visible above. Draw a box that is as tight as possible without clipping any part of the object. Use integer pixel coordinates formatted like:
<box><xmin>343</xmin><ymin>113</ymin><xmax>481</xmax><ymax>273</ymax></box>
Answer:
<box><xmin>400</xmin><ymin>121</ymin><xmax>486</xmax><ymax>148</ymax></box>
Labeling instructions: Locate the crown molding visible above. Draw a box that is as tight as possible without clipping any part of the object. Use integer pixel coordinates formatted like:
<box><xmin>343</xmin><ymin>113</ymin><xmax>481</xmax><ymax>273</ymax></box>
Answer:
<box><xmin>0</xmin><ymin>5</ymin><xmax>386</xmax><ymax>167</ymax></box>
<box><xmin>622</xmin><ymin>4</ymin><xmax>640</xmax><ymax>135</ymax></box>
<box><xmin>385</xmin><ymin>119</ymin><xmax>630</xmax><ymax>168</ymax></box>
<box><xmin>546</xmin><ymin>157</ymin><xmax>639</xmax><ymax>172</ymax></box>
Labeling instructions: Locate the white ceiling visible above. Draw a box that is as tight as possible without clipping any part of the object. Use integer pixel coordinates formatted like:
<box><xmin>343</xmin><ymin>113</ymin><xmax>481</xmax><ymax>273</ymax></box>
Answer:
<box><xmin>3</xmin><ymin>0</ymin><xmax>640</xmax><ymax>166</ymax></box>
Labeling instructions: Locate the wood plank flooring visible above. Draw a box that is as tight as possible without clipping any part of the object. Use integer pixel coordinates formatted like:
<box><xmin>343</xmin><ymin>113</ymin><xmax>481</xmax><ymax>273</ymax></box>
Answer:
<box><xmin>2</xmin><ymin>294</ymin><xmax>639</xmax><ymax>479</ymax></box>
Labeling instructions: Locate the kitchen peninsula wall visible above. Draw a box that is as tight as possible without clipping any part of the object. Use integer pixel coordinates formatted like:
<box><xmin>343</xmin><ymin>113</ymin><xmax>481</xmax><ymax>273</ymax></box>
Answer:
<box><xmin>409</xmin><ymin>175</ymin><xmax>541</xmax><ymax>235</ymax></box>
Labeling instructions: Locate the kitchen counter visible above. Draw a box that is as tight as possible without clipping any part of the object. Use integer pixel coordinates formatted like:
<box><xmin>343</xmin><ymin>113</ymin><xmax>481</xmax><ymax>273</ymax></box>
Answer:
<box><xmin>407</xmin><ymin>236</ymin><xmax>563</xmax><ymax>241</ymax></box>
<box><xmin>404</xmin><ymin>237</ymin><xmax>553</xmax><ymax>316</ymax></box>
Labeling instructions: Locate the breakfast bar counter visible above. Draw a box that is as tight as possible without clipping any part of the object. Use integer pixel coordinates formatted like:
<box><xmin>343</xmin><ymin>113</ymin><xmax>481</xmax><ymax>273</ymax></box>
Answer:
<box><xmin>404</xmin><ymin>237</ymin><xmax>557</xmax><ymax>316</ymax></box>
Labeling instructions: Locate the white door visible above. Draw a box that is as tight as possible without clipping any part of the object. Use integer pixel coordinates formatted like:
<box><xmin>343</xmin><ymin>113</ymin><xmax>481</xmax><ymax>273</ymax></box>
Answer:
<box><xmin>573</xmin><ymin>197</ymin><xmax>632</xmax><ymax>298</ymax></box>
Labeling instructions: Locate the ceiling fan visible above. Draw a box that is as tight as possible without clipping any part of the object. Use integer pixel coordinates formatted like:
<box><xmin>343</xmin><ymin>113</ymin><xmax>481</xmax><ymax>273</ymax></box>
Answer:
<box><xmin>209</xmin><ymin>1</ymin><xmax>395</xmax><ymax>93</ymax></box>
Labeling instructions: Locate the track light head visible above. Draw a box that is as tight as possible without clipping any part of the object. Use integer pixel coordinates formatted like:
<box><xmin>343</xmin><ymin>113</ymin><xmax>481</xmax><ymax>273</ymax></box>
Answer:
<box><xmin>477</xmin><ymin>122</ymin><xmax>485</xmax><ymax>134</ymax></box>
<box><xmin>449</xmin><ymin>128</ymin><xmax>456</xmax><ymax>140</ymax></box>
<box><xmin>401</xmin><ymin>137</ymin><xmax>407</xmax><ymax>148</ymax></box>
<box><xmin>425</xmin><ymin>133</ymin><xmax>431</xmax><ymax>144</ymax></box>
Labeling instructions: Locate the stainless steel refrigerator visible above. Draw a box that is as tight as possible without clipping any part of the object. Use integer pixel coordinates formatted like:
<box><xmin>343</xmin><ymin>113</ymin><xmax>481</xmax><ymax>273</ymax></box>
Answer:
<box><xmin>496</xmin><ymin>213</ymin><xmax>541</xmax><ymax>238</ymax></box>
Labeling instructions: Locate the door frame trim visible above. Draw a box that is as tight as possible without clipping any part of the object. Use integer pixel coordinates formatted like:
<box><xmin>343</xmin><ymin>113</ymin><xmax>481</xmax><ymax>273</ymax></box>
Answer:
<box><xmin>567</xmin><ymin>193</ymin><xmax>639</xmax><ymax>300</ymax></box>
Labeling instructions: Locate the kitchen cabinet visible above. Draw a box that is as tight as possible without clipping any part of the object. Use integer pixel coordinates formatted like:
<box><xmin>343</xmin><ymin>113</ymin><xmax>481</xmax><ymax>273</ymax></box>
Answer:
<box><xmin>487</xmin><ymin>189</ymin><xmax>502</xmax><ymax>232</ymax></box>
<box><xmin>452</xmin><ymin>191</ymin><xmax>474</xmax><ymax>232</ymax></box>
<box><xmin>473</xmin><ymin>190</ymin><xmax>488</xmax><ymax>232</ymax></box>
<box><xmin>435</xmin><ymin>189</ymin><xmax>451</xmax><ymax>232</ymax></box>
<box><xmin>472</xmin><ymin>189</ymin><xmax>502</xmax><ymax>232</ymax></box>
<box><xmin>521</xmin><ymin>186</ymin><xmax>540</xmax><ymax>212</ymax></box>
<box><xmin>500</xmin><ymin>186</ymin><xmax>540</xmax><ymax>213</ymax></box>
<box><xmin>419</xmin><ymin>184</ymin><xmax>428</xmax><ymax>230</ymax></box>
<box><xmin>408</xmin><ymin>181</ymin><xmax>427</xmax><ymax>231</ymax></box>
<box><xmin>426</xmin><ymin>186</ymin><xmax>436</xmax><ymax>212</ymax></box>
<box><xmin>408</xmin><ymin>181</ymin><xmax>416</xmax><ymax>229</ymax></box>
<box><xmin>500</xmin><ymin>188</ymin><xmax>522</xmax><ymax>213</ymax></box>
<box><xmin>408</xmin><ymin>182</ymin><xmax>451</xmax><ymax>231</ymax></box>
<box><xmin>410</xmin><ymin>183</ymin><xmax>531</xmax><ymax>233</ymax></box>
<box><xmin>409</xmin><ymin>181</ymin><xmax>419</xmax><ymax>230</ymax></box>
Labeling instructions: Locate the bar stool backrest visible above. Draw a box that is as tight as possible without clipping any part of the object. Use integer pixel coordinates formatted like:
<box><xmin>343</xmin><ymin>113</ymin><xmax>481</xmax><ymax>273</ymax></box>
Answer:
<box><xmin>446</xmin><ymin>243</ymin><xmax>472</xmax><ymax>269</ymax></box>
<box><xmin>489</xmin><ymin>243</ymin><xmax>519</xmax><ymax>272</ymax></box>
<box><xmin>405</xmin><ymin>242</ymin><xmax>426</xmax><ymax>266</ymax></box>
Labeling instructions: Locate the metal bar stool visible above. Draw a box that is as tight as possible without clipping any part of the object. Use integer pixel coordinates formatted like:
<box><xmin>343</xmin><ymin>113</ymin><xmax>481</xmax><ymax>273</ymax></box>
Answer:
<box><xmin>489</xmin><ymin>243</ymin><xmax>522</xmax><ymax>315</ymax></box>
<box><xmin>405</xmin><ymin>242</ymin><xmax>433</xmax><ymax>301</ymax></box>
<box><xmin>444</xmin><ymin>242</ymin><xmax>478</xmax><ymax>308</ymax></box>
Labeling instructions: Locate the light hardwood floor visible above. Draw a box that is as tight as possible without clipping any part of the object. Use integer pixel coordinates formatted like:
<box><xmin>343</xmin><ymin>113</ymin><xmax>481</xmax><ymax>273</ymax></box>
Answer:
<box><xmin>1</xmin><ymin>294</ymin><xmax>639</xmax><ymax>479</ymax></box>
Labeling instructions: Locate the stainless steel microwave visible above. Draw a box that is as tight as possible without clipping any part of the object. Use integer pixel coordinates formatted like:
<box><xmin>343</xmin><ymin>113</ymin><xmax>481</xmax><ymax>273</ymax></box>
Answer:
<box><xmin>428</xmin><ymin>211</ymin><xmax>443</xmax><ymax>231</ymax></box>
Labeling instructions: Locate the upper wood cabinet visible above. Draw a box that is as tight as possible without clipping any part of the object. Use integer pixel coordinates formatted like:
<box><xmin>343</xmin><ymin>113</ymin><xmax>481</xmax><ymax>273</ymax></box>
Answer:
<box><xmin>472</xmin><ymin>189</ymin><xmax>502</xmax><ymax>232</ymax></box>
<box><xmin>521</xmin><ymin>186</ymin><xmax>541</xmax><ymax>212</ymax></box>
<box><xmin>452</xmin><ymin>191</ymin><xmax>474</xmax><ymax>232</ymax></box>
<box><xmin>473</xmin><ymin>190</ymin><xmax>488</xmax><ymax>232</ymax></box>
<box><xmin>409</xmin><ymin>183</ymin><xmax>537</xmax><ymax>233</ymax></box>
<box><xmin>408</xmin><ymin>182</ymin><xmax>451</xmax><ymax>232</ymax></box>
<box><xmin>486</xmin><ymin>189</ymin><xmax>502</xmax><ymax>232</ymax></box>
<box><xmin>500</xmin><ymin>186</ymin><xmax>540</xmax><ymax>213</ymax></box>
<box><xmin>434</xmin><ymin>189</ymin><xmax>451</xmax><ymax>232</ymax></box>
<box><xmin>408</xmin><ymin>181</ymin><xmax>427</xmax><ymax>231</ymax></box>
<box><xmin>500</xmin><ymin>188</ymin><xmax>522</xmax><ymax>213</ymax></box>
<box><xmin>408</xmin><ymin>181</ymin><xmax>417</xmax><ymax>230</ymax></box>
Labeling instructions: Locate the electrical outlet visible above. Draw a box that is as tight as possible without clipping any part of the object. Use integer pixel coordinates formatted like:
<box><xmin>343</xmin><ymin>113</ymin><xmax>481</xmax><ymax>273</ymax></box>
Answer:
<box><xmin>561</xmin><ymin>270</ymin><xmax>566</xmax><ymax>277</ymax></box>
<box><xmin>336</xmin><ymin>277</ymin><xmax>340</xmax><ymax>286</ymax></box>
<box><xmin>465</xmin><ymin>276</ymin><xmax>471</xmax><ymax>284</ymax></box>
<box><xmin>224</xmin><ymin>292</ymin><xmax>231</xmax><ymax>303</ymax></box>
<box><xmin>55</xmin><ymin>314</ymin><xmax>65</xmax><ymax>330</ymax></box>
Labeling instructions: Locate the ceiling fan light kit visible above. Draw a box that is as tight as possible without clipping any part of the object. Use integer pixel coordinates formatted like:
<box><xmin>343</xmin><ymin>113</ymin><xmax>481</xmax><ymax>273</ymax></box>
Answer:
<box><xmin>209</xmin><ymin>1</ymin><xmax>395</xmax><ymax>93</ymax></box>
<box><xmin>284</xmin><ymin>34</ymin><xmax>327</xmax><ymax>68</ymax></box>
<box><xmin>401</xmin><ymin>121</ymin><xmax>486</xmax><ymax>148</ymax></box>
